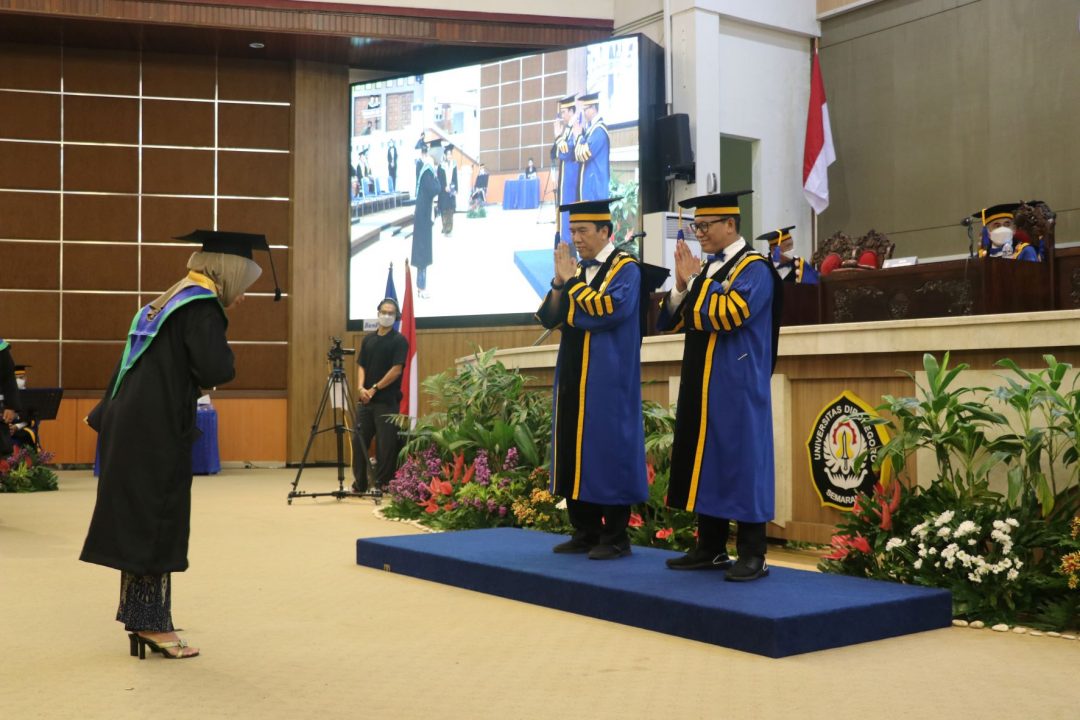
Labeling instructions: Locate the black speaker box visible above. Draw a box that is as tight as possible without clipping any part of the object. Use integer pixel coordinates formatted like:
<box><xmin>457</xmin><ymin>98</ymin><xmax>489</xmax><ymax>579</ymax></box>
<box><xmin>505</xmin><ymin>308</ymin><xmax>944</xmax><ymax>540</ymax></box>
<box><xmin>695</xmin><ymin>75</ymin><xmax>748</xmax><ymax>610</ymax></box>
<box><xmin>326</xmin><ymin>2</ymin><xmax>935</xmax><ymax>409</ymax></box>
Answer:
<box><xmin>656</xmin><ymin>114</ymin><xmax>693</xmax><ymax>170</ymax></box>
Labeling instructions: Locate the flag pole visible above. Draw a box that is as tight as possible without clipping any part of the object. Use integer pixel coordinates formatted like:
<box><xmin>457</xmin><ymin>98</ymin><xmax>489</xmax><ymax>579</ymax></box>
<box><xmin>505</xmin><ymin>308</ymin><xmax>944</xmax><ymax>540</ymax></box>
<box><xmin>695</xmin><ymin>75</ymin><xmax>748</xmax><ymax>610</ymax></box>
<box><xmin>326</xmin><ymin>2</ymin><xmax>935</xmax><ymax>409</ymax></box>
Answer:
<box><xmin>811</xmin><ymin>36</ymin><xmax>819</xmax><ymax>257</ymax></box>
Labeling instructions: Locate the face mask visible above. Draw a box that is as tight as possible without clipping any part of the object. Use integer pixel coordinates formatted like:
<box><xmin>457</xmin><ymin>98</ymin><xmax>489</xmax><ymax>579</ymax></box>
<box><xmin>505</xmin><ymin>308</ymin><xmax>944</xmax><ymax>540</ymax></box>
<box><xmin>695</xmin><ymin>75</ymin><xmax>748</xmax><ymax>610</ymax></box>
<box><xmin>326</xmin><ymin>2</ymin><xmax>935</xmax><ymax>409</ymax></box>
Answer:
<box><xmin>780</xmin><ymin>240</ymin><xmax>794</xmax><ymax>256</ymax></box>
<box><xmin>989</xmin><ymin>227</ymin><xmax>1014</xmax><ymax>247</ymax></box>
<box><xmin>377</xmin><ymin>313</ymin><xmax>396</xmax><ymax>328</ymax></box>
<box><xmin>16</xmin><ymin>377</ymin><xmax>26</xmax><ymax>390</ymax></box>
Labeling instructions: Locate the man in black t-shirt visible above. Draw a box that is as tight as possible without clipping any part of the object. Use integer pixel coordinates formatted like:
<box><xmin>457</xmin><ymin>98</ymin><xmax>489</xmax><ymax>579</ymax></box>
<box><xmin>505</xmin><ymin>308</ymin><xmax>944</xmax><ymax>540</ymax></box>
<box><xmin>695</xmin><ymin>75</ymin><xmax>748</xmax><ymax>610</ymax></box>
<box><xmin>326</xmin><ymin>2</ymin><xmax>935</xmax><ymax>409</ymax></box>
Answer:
<box><xmin>351</xmin><ymin>298</ymin><xmax>409</xmax><ymax>492</ymax></box>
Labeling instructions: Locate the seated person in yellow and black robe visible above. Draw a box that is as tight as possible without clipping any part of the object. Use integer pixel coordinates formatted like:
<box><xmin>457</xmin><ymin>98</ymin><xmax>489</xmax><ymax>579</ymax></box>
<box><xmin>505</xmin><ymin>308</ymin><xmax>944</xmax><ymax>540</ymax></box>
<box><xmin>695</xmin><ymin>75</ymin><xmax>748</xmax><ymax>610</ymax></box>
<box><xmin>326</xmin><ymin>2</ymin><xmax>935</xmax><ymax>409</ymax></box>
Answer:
<box><xmin>536</xmin><ymin>198</ymin><xmax>654</xmax><ymax>561</ymax></box>
<box><xmin>757</xmin><ymin>226</ymin><xmax>818</xmax><ymax>284</ymax></box>
<box><xmin>9</xmin><ymin>364</ymin><xmax>39</xmax><ymax>449</ymax></box>
<box><xmin>1</xmin><ymin>339</ymin><xmax>22</xmax><ymax>451</ymax></box>
<box><xmin>657</xmin><ymin>190</ymin><xmax>783</xmax><ymax>582</ymax></box>
<box><xmin>974</xmin><ymin>202</ymin><xmax>1038</xmax><ymax>262</ymax></box>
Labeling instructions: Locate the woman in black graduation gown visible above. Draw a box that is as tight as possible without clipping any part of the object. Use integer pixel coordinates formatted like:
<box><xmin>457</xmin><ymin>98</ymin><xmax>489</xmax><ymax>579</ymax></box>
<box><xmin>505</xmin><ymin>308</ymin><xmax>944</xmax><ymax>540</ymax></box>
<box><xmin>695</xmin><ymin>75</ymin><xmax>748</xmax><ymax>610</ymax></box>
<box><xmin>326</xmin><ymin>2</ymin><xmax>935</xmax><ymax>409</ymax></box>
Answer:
<box><xmin>412</xmin><ymin>150</ymin><xmax>441</xmax><ymax>297</ymax></box>
<box><xmin>81</xmin><ymin>232</ymin><xmax>265</xmax><ymax>660</ymax></box>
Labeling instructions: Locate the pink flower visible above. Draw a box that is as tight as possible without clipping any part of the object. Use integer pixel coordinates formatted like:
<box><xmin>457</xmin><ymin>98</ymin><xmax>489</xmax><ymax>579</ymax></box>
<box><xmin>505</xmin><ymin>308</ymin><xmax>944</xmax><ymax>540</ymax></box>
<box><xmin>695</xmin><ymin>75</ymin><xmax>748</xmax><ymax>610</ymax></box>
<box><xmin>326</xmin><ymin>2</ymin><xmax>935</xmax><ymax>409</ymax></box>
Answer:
<box><xmin>628</xmin><ymin>512</ymin><xmax>644</xmax><ymax>528</ymax></box>
<box><xmin>655</xmin><ymin>528</ymin><xmax>673</xmax><ymax>540</ymax></box>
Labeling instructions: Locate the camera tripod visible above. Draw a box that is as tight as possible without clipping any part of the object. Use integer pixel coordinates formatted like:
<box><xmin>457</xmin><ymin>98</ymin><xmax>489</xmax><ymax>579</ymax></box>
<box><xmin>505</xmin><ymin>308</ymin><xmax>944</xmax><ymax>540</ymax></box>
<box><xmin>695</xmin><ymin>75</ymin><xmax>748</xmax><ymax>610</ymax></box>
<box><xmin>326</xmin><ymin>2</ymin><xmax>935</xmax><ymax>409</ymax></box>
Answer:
<box><xmin>287</xmin><ymin>338</ymin><xmax>381</xmax><ymax>504</ymax></box>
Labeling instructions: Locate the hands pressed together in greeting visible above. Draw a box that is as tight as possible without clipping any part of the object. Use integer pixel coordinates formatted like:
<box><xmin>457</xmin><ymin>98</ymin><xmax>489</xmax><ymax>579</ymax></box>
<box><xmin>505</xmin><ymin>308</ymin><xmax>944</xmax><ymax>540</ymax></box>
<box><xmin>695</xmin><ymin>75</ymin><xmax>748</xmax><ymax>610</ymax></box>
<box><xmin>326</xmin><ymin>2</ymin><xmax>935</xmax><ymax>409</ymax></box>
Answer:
<box><xmin>673</xmin><ymin>239</ymin><xmax>702</xmax><ymax>293</ymax></box>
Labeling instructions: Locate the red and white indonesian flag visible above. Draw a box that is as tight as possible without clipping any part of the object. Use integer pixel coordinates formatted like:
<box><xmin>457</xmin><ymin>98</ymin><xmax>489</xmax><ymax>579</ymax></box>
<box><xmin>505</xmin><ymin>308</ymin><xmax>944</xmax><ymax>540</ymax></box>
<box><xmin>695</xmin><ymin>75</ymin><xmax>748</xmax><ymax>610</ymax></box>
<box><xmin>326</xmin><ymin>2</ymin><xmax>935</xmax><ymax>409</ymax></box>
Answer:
<box><xmin>399</xmin><ymin>260</ymin><xmax>418</xmax><ymax>424</ymax></box>
<box><xmin>802</xmin><ymin>51</ymin><xmax>835</xmax><ymax>215</ymax></box>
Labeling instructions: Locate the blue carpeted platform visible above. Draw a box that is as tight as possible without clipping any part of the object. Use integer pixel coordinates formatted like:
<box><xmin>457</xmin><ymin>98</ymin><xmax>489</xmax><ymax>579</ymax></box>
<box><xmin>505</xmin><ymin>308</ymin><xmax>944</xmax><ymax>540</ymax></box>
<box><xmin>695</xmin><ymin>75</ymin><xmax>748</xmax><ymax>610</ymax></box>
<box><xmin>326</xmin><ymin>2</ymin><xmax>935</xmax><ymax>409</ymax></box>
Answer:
<box><xmin>356</xmin><ymin>528</ymin><xmax>952</xmax><ymax>657</ymax></box>
<box><xmin>513</xmin><ymin>249</ymin><xmax>554</xmax><ymax>299</ymax></box>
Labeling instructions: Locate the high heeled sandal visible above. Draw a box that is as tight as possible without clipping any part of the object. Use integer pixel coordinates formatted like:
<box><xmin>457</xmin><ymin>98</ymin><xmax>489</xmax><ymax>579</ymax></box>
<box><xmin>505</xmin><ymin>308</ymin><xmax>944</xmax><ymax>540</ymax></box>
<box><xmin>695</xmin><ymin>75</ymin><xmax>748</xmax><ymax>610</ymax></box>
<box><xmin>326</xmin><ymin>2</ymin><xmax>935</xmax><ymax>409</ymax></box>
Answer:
<box><xmin>128</xmin><ymin>632</ymin><xmax>199</xmax><ymax>659</ymax></box>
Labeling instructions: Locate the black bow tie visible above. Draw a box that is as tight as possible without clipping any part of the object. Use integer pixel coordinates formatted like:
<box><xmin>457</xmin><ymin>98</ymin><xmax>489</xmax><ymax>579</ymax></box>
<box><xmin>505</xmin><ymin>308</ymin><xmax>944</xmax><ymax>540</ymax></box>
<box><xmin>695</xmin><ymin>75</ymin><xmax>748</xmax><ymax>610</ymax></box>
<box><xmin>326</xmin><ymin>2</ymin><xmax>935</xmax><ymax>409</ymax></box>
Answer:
<box><xmin>580</xmin><ymin>259</ymin><xmax>600</xmax><ymax>268</ymax></box>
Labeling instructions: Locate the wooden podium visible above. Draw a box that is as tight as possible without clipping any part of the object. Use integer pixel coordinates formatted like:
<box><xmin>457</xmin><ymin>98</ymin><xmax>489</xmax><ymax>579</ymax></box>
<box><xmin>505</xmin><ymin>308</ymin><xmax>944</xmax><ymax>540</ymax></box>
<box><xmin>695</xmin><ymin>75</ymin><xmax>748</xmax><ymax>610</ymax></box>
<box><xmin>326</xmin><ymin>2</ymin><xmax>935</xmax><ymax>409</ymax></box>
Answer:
<box><xmin>809</xmin><ymin>257</ymin><xmax>1051</xmax><ymax>325</ymax></box>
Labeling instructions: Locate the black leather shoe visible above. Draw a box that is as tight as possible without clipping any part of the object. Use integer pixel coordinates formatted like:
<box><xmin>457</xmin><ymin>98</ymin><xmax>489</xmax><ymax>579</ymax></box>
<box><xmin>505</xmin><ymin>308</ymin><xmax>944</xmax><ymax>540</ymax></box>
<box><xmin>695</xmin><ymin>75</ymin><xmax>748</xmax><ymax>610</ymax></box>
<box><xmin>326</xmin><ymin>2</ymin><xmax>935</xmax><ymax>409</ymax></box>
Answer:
<box><xmin>553</xmin><ymin>537</ymin><xmax>594</xmax><ymax>554</ymax></box>
<box><xmin>665</xmin><ymin>548</ymin><xmax>733</xmax><ymax>570</ymax></box>
<box><xmin>587</xmin><ymin>542</ymin><xmax>632</xmax><ymax>560</ymax></box>
<box><xmin>350</xmin><ymin>481</ymin><xmax>366</xmax><ymax>494</ymax></box>
<box><xmin>724</xmin><ymin>555</ymin><xmax>769</xmax><ymax>582</ymax></box>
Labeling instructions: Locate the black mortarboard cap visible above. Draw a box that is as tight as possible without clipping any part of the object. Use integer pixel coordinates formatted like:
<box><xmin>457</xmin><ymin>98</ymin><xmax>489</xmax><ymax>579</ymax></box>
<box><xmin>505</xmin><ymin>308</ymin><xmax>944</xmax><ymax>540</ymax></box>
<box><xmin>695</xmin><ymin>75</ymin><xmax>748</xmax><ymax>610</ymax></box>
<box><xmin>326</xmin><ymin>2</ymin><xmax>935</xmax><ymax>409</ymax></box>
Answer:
<box><xmin>969</xmin><ymin>202</ymin><xmax>1020</xmax><ymax>226</ymax></box>
<box><xmin>14</xmin><ymin>364</ymin><xmax>30</xmax><ymax>373</ymax></box>
<box><xmin>174</xmin><ymin>229</ymin><xmax>282</xmax><ymax>301</ymax></box>
<box><xmin>579</xmin><ymin>92</ymin><xmax>600</xmax><ymax>107</ymax></box>
<box><xmin>559</xmin><ymin>197</ymin><xmax>618</xmax><ymax>221</ymax></box>
<box><xmin>678</xmin><ymin>190</ymin><xmax>753</xmax><ymax>218</ymax></box>
<box><xmin>756</xmin><ymin>226</ymin><xmax>796</xmax><ymax>244</ymax></box>
<box><xmin>558</xmin><ymin>94</ymin><xmax>577</xmax><ymax>110</ymax></box>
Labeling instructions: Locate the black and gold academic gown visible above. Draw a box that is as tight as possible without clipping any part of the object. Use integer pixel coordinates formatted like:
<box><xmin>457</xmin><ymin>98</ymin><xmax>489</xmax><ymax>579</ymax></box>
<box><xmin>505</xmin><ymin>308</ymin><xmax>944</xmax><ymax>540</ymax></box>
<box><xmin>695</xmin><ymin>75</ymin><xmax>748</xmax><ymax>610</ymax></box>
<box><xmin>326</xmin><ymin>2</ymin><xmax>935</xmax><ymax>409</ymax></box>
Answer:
<box><xmin>657</xmin><ymin>247</ymin><xmax>782</xmax><ymax>522</ymax></box>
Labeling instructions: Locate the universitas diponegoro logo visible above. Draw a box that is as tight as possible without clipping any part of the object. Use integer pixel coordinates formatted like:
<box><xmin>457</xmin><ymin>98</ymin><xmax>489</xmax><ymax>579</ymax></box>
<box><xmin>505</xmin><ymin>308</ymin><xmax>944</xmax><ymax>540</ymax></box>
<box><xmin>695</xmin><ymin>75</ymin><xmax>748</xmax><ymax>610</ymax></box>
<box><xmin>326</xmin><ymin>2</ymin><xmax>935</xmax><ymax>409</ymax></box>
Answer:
<box><xmin>806</xmin><ymin>390</ymin><xmax>891</xmax><ymax>511</ymax></box>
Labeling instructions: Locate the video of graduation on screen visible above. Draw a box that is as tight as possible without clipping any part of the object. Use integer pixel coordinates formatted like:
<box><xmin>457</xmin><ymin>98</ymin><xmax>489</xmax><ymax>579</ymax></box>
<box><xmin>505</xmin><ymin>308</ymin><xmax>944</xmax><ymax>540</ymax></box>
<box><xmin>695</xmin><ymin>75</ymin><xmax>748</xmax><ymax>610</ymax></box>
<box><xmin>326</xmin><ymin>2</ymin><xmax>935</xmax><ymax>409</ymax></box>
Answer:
<box><xmin>346</xmin><ymin>36</ymin><xmax>644</xmax><ymax>326</ymax></box>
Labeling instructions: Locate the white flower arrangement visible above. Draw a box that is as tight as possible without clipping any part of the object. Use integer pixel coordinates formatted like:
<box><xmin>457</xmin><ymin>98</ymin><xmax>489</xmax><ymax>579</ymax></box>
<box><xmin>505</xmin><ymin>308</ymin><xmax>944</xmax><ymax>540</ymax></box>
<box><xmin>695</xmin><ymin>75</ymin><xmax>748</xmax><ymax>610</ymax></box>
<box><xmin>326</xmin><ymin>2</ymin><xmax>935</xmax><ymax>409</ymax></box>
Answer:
<box><xmin>889</xmin><ymin>509</ymin><xmax>1025</xmax><ymax>588</ymax></box>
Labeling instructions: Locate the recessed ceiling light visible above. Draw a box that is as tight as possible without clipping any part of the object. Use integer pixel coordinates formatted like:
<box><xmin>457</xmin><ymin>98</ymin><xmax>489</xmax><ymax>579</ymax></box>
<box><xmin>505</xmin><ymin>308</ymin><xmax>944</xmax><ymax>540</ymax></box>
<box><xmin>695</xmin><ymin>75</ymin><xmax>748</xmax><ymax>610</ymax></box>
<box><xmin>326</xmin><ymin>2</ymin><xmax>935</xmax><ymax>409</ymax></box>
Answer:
<box><xmin>249</xmin><ymin>42</ymin><xmax>265</xmax><ymax>49</ymax></box>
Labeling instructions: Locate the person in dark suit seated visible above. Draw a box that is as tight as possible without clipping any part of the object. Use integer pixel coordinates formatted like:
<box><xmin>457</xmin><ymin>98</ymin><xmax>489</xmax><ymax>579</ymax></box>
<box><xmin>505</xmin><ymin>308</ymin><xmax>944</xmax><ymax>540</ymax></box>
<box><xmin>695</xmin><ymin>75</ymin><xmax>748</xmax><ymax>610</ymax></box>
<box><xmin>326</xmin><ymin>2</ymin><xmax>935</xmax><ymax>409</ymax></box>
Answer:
<box><xmin>973</xmin><ymin>202</ymin><xmax>1038</xmax><ymax>261</ymax></box>
<box><xmin>757</xmin><ymin>226</ymin><xmax>818</xmax><ymax>284</ymax></box>
<box><xmin>524</xmin><ymin>157</ymin><xmax>537</xmax><ymax>180</ymax></box>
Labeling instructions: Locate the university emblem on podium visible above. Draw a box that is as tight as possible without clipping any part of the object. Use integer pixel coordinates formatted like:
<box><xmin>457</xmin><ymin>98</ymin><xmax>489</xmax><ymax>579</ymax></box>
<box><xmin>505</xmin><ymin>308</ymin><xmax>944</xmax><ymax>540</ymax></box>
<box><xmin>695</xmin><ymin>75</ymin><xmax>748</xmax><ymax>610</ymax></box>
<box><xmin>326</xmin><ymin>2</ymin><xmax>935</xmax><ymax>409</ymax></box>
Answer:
<box><xmin>806</xmin><ymin>391</ymin><xmax>891</xmax><ymax>511</ymax></box>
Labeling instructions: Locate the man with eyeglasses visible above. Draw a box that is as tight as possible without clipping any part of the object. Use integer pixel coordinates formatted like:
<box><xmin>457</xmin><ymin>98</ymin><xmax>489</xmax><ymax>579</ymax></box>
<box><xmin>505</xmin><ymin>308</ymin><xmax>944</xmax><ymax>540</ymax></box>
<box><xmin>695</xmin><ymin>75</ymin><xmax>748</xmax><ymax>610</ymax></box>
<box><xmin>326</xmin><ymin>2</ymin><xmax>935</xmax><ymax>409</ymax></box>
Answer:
<box><xmin>536</xmin><ymin>198</ymin><xmax>660</xmax><ymax>560</ymax></box>
<box><xmin>657</xmin><ymin>191</ymin><xmax>783</xmax><ymax>582</ymax></box>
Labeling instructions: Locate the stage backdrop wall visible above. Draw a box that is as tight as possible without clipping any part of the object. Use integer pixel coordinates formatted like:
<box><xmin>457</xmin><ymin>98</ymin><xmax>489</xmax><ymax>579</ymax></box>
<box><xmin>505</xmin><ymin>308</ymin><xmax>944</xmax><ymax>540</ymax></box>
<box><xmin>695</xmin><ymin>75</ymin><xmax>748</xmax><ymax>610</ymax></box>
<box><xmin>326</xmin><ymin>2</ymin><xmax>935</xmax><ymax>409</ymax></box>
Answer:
<box><xmin>819</xmin><ymin>0</ymin><xmax>1080</xmax><ymax>259</ymax></box>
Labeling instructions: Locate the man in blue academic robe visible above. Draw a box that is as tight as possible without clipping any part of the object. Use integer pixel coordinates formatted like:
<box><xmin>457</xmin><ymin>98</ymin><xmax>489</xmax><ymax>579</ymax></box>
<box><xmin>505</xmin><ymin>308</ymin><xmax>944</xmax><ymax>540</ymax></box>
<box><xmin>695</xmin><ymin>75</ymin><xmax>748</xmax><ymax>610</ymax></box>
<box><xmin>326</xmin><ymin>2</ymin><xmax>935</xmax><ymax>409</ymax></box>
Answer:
<box><xmin>758</xmin><ymin>226</ymin><xmax>819</xmax><ymax>284</ymax></box>
<box><xmin>553</xmin><ymin>95</ymin><xmax>580</xmax><ymax>245</ymax></box>
<box><xmin>658</xmin><ymin>190</ymin><xmax>783</xmax><ymax>582</ymax></box>
<box><xmin>973</xmin><ymin>202</ymin><xmax>1039</xmax><ymax>262</ymax></box>
<box><xmin>574</xmin><ymin>93</ymin><xmax>609</xmax><ymax>203</ymax></box>
<box><xmin>536</xmin><ymin>198</ymin><xmax>648</xmax><ymax>560</ymax></box>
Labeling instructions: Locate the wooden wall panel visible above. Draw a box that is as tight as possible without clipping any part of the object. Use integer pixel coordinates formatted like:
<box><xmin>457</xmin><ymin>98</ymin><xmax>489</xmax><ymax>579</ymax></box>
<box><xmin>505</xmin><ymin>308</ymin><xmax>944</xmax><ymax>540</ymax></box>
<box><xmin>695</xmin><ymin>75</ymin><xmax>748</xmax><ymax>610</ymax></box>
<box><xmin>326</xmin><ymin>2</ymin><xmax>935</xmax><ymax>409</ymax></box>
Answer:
<box><xmin>40</xmin><ymin>397</ymin><xmax>287</xmax><ymax>464</ymax></box>
<box><xmin>62</xmin><ymin>47</ymin><xmax>139</xmax><ymax>95</ymax></box>
<box><xmin>0</xmin><ymin>192</ymin><xmax>60</xmax><ymax>239</ymax></box>
<box><xmin>63</xmin><ymin>194</ymin><xmax>138</xmax><ymax>242</ymax></box>
<box><xmin>289</xmin><ymin>60</ymin><xmax>348</xmax><ymax>462</ymax></box>
<box><xmin>63</xmin><ymin>95</ymin><xmax>139</xmax><ymax>144</ymax></box>
<box><xmin>64</xmin><ymin>145</ymin><xmax>138</xmax><ymax>193</ymax></box>
<box><xmin>142</xmin><ymin>148</ymin><xmax>215</xmax><ymax>195</ymax></box>
<box><xmin>0</xmin><ymin>242</ymin><xmax>59</xmax><ymax>289</ymax></box>
<box><xmin>224</xmin><ymin>296</ymin><xmax>288</xmax><ymax>342</ymax></box>
<box><xmin>62</xmin><ymin>244</ymin><xmax>138</xmax><ymax>291</ymax></box>
<box><xmin>142</xmin><ymin>99</ymin><xmax>215</xmax><ymax>147</ymax></box>
<box><xmin>140</xmin><ymin>244</ymin><xmax>198</xmax><ymax>292</ymax></box>
<box><xmin>0</xmin><ymin>141</ymin><xmax>59</xmax><ymax>189</ymax></box>
<box><xmin>0</xmin><ymin>42</ymin><xmax>61</xmax><ymax>90</ymax></box>
<box><xmin>218</xmin><ymin>151</ymin><xmax>290</xmax><ymax>197</ymax></box>
<box><xmin>218</xmin><ymin>58</ymin><xmax>292</xmax><ymax>102</ymax></box>
<box><xmin>60</xmin><ymin>341</ymin><xmax>125</xmax><ymax>390</ymax></box>
<box><xmin>62</xmin><ymin>294</ymin><xmax>139</xmax><ymax>340</ymax></box>
<box><xmin>232</xmin><ymin>344</ymin><xmax>288</xmax><ymax>391</ymax></box>
<box><xmin>217</xmin><ymin>199</ymin><xmax>291</xmax><ymax>246</ymax></box>
<box><xmin>0</xmin><ymin>292</ymin><xmax>59</xmax><ymax>338</ymax></box>
<box><xmin>219</xmin><ymin>103</ymin><xmax>291</xmax><ymax>150</ymax></box>
<box><xmin>0</xmin><ymin>91</ymin><xmax>60</xmax><ymax>140</ymax></box>
<box><xmin>141</xmin><ymin>196</ymin><xmax>214</xmax><ymax>243</ymax></box>
<box><xmin>142</xmin><ymin>52</ymin><xmax>216</xmax><ymax>98</ymax></box>
<box><xmin>213</xmin><ymin>398</ymin><xmax>288</xmax><ymax>462</ymax></box>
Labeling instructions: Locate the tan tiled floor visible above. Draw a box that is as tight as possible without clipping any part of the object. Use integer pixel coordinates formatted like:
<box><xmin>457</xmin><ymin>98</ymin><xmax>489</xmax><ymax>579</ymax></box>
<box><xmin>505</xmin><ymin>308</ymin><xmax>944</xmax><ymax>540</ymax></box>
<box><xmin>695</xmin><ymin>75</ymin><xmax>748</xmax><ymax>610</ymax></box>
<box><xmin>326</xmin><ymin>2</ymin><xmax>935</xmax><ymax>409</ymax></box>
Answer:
<box><xmin>1</xmin><ymin>469</ymin><xmax>1076</xmax><ymax>720</ymax></box>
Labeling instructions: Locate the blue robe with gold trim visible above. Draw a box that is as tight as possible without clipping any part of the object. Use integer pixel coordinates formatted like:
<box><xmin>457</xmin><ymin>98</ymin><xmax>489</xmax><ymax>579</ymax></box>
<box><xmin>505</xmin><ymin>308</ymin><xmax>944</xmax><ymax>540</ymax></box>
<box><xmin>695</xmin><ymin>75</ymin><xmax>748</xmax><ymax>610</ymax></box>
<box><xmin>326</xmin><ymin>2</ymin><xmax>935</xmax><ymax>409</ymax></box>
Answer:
<box><xmin>575</xmin><ymin>119</ymin><xmax>609</xmax><ymax>203</ymax></box>
<box><xmin>536</xmin><ymin>252</ymin><xmax>648</xmax><ymax>505</ymax></box>
<box><xmin>657</xmin><ymin>250</ymin><xmax>780</xmax><ymax>522</ymax></box>
<box><xmin>555</xmin><ymin>127</ymin><xmax>580</xmax><ymax>245</ymax></box>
